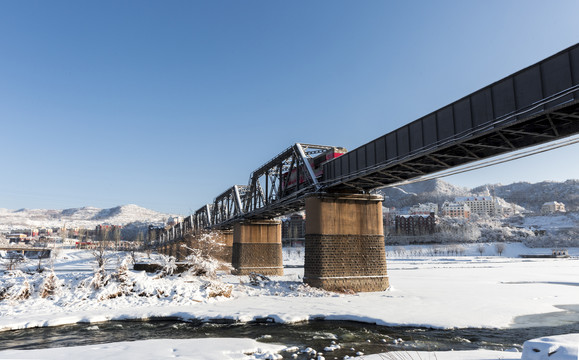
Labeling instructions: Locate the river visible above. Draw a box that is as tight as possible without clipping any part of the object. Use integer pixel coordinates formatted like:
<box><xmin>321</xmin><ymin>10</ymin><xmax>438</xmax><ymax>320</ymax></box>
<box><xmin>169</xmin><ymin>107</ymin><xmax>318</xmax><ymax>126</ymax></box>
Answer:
<box><xmin>2</xmin><ymin>319</ymin><xmax>579</xmax><ymax>359</ymax></box>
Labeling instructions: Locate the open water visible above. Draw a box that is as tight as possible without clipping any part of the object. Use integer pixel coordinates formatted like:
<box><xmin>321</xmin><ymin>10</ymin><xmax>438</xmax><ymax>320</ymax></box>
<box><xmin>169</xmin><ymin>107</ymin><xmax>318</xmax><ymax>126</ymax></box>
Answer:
<box><xmin>2</xmin><ymin>319</ymin><xmax>579</xmax><ymax>358</ymax></box>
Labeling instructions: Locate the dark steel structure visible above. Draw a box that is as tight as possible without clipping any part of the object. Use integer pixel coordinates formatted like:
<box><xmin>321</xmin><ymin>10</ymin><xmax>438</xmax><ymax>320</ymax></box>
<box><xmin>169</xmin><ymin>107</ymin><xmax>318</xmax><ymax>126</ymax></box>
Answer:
<box><xmin>153</xmin><ymin>43</ymin><xmax>579</xmax><ymax>246</ymax></box>
<box><xmin>322</xmin><ymin>44</ymin><xmax>579</xmax><ymax>192</ymax></box>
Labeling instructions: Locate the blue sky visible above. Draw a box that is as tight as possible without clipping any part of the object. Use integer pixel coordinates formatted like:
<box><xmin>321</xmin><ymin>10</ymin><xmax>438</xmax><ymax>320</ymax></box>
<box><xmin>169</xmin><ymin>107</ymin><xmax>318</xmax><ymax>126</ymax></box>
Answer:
<box><xmin>1</xmin><ymin>1</ymin><xmax>578</xmax><ymax>215</ymax></box>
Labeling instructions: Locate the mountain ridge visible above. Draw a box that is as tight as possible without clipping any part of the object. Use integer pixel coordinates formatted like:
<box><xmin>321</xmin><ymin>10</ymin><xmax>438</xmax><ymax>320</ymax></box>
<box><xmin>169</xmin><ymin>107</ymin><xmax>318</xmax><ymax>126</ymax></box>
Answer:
<box><xmin>0</xmin><ymin>204</ymin><xmax>177</xmax><ymax>231</ymax></box>
<box><xmin>376</xmin><ymin>178</ymin><xmax>578</xmax><ymax>212</ymax></box>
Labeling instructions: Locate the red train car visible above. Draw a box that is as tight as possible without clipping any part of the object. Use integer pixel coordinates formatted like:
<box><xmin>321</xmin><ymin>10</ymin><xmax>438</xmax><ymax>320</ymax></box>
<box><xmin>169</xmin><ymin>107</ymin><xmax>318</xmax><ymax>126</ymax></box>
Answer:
<box><xmin>283</xmin><ymin>147</ymin><xmax>346</xmax><ymax>190</ymax></box>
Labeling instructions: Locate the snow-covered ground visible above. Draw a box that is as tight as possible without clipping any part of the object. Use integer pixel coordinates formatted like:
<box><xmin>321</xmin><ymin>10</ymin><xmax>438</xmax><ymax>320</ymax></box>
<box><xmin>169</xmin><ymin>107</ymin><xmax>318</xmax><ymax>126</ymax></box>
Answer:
<box><xmin>1</xmin><ymin>244</ymin><xmax>578</xmax><ymax>359</ymax></box>
<box><xmin>521</xmin><ymin>213</ymin><xmax>578</xmax><ymax>231</ymax></box>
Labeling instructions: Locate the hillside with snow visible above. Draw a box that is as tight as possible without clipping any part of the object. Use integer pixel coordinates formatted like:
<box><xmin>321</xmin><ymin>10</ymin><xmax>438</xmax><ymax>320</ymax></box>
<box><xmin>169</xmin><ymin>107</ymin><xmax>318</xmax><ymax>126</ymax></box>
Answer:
<box><xmin>0</xmin><ymin>204</ymin><xmax>176</xmax><ymax>231</ymax></box>
<box><xmin>376</xmin><ymin>178</ymin><xmax>578</xmax><ymax>213</ymax></box>
<box><xmin>375</xmin><ymin>179</ymin><xmax>471</xmax><ymax>209</ymax></box>
<box><xmin>473</xmin><ymin>179</ymin><xmax>579</xmax><ymax>212</ymax></box>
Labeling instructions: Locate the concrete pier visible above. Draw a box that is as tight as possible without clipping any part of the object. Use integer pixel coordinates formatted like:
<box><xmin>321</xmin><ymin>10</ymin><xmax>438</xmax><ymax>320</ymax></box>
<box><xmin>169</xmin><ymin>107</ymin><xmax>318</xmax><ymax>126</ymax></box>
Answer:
<box><xmin>232</xmin><ymin>220</ymin><xmax>283</xmax><ymax>276</ymax></box>
<box><xmin>304</xmin><ymin>193</ymin><xmax>389</xmax><ymax>292</ymax></box>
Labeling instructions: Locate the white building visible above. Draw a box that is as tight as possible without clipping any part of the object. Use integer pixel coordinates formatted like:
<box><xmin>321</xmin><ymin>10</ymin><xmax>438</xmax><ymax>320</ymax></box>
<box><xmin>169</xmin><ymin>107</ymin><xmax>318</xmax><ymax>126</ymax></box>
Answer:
<box><xmin>441</xmin><ymin>201</ymin><xmax>471</xmax><ymax>218</ymax></box>
<box><xmin>409</xmin><ymin>203</ymin><xmax>438</xmax><ymax>216</ymax></box>
<box><xmin>541</xmin><ymin>201</ymin><xmax>566</xmax><ymax>214</ymax></box>
<box><xmin>455</xmin><ymin>196</ymin><xmax>494</xmax><ymax>216</ymax></box>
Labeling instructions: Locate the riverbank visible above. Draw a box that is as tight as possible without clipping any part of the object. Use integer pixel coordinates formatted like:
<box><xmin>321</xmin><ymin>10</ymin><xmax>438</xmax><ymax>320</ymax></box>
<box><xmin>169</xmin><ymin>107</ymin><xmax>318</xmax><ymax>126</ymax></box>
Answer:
<box><xmin>1</xmin><ymin>245</ymin><xmax>578</xmax><ymax>359</ymax></box>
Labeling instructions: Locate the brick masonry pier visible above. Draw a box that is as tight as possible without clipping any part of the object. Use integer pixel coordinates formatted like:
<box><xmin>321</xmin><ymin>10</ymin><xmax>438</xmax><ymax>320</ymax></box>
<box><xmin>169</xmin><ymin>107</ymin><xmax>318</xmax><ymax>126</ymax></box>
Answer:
<box><xmin>304</xmin><ymin>193</ymin><xmax>389</xmax><ymax>292</ymax></box>
<box><xmin>232</xmin><ymin>220</ymin><xmax>283</xmax><ymax>276</ymax></box>
<box><xmin>214</xmin><ymin>229</ymin><xmax>233</xmax><ymax>265</ymax></box>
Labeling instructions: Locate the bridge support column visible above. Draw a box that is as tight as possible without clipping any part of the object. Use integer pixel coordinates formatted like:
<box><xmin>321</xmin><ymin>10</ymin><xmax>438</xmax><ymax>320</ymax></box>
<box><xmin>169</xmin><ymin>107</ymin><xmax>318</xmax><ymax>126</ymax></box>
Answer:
<box><xmin>304</xmin><ymin>193</ymin><xmax>389</xmax><ymax>292</ymax></box>
<box><xmin>176</xmin><ymin>240</ymin><xmax>188</xmax><ymax>261</ymax></box>
<box><xmin>214</xmin><ymin>230</ymin><xmax>233</xmax><ymax>265</ymax></box>
<box><xmin>171</xmin><ymin>243</ymin><xmax>178</xmax><ymax>259</ymax></box>
<box><xmin>232</xmin><ymin>220</ymin><xmax>283</xmax><ymax>276</ymax></box>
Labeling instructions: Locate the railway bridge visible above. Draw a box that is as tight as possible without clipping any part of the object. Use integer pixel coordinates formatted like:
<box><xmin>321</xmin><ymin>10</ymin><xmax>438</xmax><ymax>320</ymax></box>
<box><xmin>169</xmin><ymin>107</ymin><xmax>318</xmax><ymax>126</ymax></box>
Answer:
<box><xmin>153</xmin><ymin>43</ymin><xmax>579</xmax><ymax>292</ymax></box>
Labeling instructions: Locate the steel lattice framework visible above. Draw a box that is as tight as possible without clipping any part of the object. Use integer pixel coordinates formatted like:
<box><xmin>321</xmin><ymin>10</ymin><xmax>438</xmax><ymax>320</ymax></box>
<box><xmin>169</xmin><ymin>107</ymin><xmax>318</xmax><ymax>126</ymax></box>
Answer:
<box><xmin>152</xmin><ymin>43</ymin><xmax>579</xmax><ymax>247</ymax></box>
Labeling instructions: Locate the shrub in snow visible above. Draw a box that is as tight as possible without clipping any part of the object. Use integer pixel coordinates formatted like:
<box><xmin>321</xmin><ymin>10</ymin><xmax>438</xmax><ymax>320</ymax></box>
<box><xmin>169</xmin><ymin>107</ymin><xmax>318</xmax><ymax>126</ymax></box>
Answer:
<box><xmin>204</xmin><ymin>280</ymin><xmax>233</xmax><ymax>298</ymax></box>
<box><xmin>112</xmin><ymin>256</ymin><xmax>132</xmax><ymax>285</ymax></box>
<box><xmin>249</xmin><ymin>272</ymin><xmax>271</xmax><ymax>287</ymax></box>
<box><xmin>8</xmin><ymin>278</ymin><xmax>31</xmax><ymax>301</ymax></box>
<box><xmin>182</xmin><ymin>247</ymin><xmax>222</xmax><ymax>278</ymax></box>
<box><xmin>155</xmin><ymin>255</ymin><xmax>177</xmax><ymax>278</ymax></box>
<box><xmin>99</xmin><ymin>256</ymin><xmax>135</xmax><ymax>299</ymax></box>
<box><xmin>181</xmin><ymin>232</ymin><xmax>233</xmax><ymax>278</ymax></box>
<box><xmin>90</xmin><ymin>265</ymin><xmax>110</xmax><ymax>290</ymax></box>
<box><xmin>40</xmin><ymin>271</ymin><xmax>60</xmax><ymax>298</ymax></box>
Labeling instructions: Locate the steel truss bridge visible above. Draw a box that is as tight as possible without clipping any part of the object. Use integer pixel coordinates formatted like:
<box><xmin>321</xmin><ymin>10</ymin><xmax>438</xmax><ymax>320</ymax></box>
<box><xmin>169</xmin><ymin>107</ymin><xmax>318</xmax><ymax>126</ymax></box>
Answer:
<box><xmin>155</xmin><ymin>43</ymin><xmax>579</xmax><ymax>246</ymax></box>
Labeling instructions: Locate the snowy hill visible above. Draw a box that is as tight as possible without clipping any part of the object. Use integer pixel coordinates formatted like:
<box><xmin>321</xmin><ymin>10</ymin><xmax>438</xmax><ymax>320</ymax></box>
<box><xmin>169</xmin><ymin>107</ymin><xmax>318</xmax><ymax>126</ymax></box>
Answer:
<box><xmin>473</xmin><ymin>180</ymin><xmax>579</xmax><ymax>212</ymax></box>
<box><xmin>375</xmin><ymin>179</ymin><xmax>471</xmax><ymax>209</ymax></box>
<box><xmin>0</xmin><ymin>204</ymin><xmax>176</xmax><ymax>231</ymax></box>
<box><xmin>376</xmin><ymin>178</ymin><xmax>578</xmax><ymax>213</ymax></box>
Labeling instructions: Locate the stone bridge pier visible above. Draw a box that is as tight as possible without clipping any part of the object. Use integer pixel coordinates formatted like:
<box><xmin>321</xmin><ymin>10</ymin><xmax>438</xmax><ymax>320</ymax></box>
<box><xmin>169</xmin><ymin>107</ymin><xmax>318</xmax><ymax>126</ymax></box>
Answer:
<box><xmin>232</xmin><ymin>220</ymin><xmax>283</xmax><ymax>276</ymax></box>
<box><xmin>304</xmin><ymin>193</ymin><xmax>389</xmax><ymax>292</ymax></box>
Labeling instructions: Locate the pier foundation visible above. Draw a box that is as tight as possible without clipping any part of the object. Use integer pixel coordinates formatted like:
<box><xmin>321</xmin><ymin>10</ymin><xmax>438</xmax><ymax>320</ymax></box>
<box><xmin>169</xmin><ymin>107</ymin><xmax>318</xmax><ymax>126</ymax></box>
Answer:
<box><xmin>232</xmin><ymin>220</ymin><xmax>283</xmax><ymax>276</ymax></box>
<box><xmin>304</xmin><ymin>193</ymin><xmax>389</xmax><ymax>292</ymax></box>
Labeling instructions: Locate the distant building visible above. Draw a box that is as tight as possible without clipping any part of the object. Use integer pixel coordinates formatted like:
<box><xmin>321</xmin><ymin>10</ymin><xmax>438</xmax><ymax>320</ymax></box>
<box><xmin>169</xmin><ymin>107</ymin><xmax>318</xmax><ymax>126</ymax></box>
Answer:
<box><xmin>282</xmin><ymin>213</ymin><xmax>306</xmax><ymax>246</ymax></box>
<box><xmin>454</xmin><ymin>196</ymin><xmax>500</xmax><ymax>216</ymax></box>
<box><xmin>94</xmin><ymin>225</ymin><xmax>122</xmax><ymax>242</ymax></box>
<box><xmin>383</xmin><ymin>207</ymin><xmax>399</xmax><ymax>225</ymax></box>
<box><xmin>395</xmin><ymin>213</ymin><xmax>436</xmax><ymax>236</ymax></box>
<box><xmin>541</xmin><ymin>201</ymin><xmax>566</xmax><ymax>214</ymax></box>
<box><xmin>7</xmin><ymin>233</ymin><xmax>27</xmax><ymax>244</ymax></box>
<box><xmin>441</xmin><ymin>201</ymin><xmax>471</xmax><ymax>218</ymax></box>
<box><xmin>409</xmin><ymin>203</ymin><xmax>438</xmax><ymax>216</ymax></box>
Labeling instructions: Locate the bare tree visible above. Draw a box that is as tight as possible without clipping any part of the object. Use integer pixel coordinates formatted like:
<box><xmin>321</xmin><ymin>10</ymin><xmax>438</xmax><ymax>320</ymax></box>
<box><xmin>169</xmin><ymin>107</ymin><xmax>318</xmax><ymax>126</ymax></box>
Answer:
<box><xmin>495</xmin><ymin>242</ymin><xmax>506</xmax><ymax>256</ymax></box>
<box><xmin>4</xmin><ymin>251</ymin><xmax>24</xmax><ymax>270</ymax></box>
<box><xmin>477</xmin><ymin>244</ymin><xmax>486</xmax><ymax>256</ymax></box>
<box><xmin>145</xmin><ymin>229</ymin><xmax>156</xmax><ymax>258</ymax></box>
<box><xmin>93</xmin><ymin>227</ymin><xmax>110</xmax><ymax>268</ymax></box>
<box><xmin>113</xmin><ymin>226</ymin><xmax>121</xmax><ymax>251</ymax></box>
<box><xmin>78</xmin><ymin>228</ymin><xmax>86</xmax><ymax>245</ymax></box>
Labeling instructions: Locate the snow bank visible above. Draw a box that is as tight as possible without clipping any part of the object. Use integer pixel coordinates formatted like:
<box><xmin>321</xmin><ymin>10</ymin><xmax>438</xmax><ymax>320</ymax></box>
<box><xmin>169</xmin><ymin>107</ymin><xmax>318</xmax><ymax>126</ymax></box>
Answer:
<box><xmin>360</xmin><ymin>349</ymin><xmax>521</xmax><ymax>359</ymax></box>
<box><xmin>0</xmin><ymin>338</ymin><xmax>286</xmax><ymax>360</ymax></box>
<box><xmin>0</xmin><ymin>335</ymin><xmax>576</xmax><ymax>360</ymax></box>
<box><xmin>1</xmin><ymin>248</ymin><xmax>579</xmax><ymax>360</ymax></box>
<box><xmin>361</xmin><ymin>334</ymin><xmax>579</xmax><ymax>360</ymax></box>
<box><xmin>2</xmin><ymin>247</ymin><xmax>579</xmax><ymax>332</ymax></box>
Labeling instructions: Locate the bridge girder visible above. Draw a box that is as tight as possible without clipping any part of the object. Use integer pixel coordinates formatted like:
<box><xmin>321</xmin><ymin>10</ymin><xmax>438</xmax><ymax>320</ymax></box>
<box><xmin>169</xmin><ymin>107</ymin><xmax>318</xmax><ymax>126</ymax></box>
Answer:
<box><xmin>150</xmin><ymin>43</ymin><xmax>579</xmax><ymax>250</ymax></box>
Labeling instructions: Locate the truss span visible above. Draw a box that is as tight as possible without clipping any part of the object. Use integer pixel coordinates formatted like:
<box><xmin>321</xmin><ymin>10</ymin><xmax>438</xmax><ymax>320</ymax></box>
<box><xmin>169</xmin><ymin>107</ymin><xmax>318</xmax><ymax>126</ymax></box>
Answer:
<box><xmin>153</xmin><ymin>43</ymin><xmax>579</xmax><ymax>246</ymax></box>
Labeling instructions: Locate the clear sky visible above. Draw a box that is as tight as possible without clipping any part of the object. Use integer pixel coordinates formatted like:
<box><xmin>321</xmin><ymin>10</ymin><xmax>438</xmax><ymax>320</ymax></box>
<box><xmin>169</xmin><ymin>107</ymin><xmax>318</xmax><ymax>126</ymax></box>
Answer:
<box><xmin>1</xmin><ymin>1</ymin><xmax>578</xmax><ymax>215</ymax></box>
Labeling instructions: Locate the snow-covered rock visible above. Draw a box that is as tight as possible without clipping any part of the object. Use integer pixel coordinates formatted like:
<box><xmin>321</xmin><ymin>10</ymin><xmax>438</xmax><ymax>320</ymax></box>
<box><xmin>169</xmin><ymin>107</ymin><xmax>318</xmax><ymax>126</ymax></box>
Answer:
<box><xmin>522</xmin><ymin>334</ymin><xmax>579</xmax><ymax>360</ymax></box>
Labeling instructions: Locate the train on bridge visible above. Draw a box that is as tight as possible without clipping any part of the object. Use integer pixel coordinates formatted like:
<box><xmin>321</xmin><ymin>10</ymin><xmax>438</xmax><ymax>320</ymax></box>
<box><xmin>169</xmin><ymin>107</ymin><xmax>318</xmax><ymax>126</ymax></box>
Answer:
<box><xmin>281</xmin><ymin>146</ymin><xmax>347</xmax><ymax>192</ymax></box>
<box><xmin>149</xmin><ymin>43</ymin><xmax>579</xmax><ymax>293</ymax></box>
